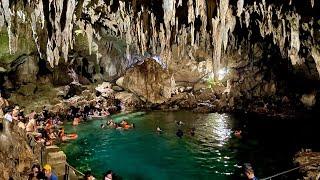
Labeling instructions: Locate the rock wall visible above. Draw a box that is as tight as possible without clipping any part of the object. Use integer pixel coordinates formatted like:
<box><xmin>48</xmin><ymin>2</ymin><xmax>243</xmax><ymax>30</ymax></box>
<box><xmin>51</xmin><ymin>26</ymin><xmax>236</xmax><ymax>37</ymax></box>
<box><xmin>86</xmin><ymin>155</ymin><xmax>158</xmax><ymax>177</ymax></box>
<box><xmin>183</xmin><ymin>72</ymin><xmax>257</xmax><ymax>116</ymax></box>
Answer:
<box><xmin>0</xmin><ymin>0</ymin><xmax>319</xmax><ymax>113</ymax></box>
<box><xmin>0</xmin><ymin>121</ymin><xmax>39</xmax><ymax>180</ymax></box>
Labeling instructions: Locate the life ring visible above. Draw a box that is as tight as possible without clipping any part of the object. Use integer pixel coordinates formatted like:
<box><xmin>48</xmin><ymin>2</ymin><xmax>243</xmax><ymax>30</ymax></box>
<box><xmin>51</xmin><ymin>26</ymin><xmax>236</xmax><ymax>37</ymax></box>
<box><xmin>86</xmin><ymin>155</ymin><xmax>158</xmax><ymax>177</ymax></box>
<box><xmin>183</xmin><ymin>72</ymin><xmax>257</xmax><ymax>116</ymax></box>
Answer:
<box><xmin>65</xmin><ymin>133</ymin><xmax>78</xmax><ymax>140</ymax></box>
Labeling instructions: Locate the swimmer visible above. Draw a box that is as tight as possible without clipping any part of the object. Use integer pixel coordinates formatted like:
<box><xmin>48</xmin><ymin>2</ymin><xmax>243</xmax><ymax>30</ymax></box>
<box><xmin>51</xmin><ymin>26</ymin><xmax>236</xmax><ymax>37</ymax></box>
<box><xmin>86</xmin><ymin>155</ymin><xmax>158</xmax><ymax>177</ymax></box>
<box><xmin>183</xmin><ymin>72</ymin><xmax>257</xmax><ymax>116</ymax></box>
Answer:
<box><xmin>100</xmin><ymin>124</ymin><xmax>105</xmax><ymax>128</ymax></box>
<box><xmin>156</xmin><ymin>126</ymin><xmax>162</xmax><ymax>133</ymax></box>
<box><xmin>234</xmin><ymin>130</ymin><xmax>242</xmax><ymax>137</ymax></box>
<box><xmin>176</xmin><ymin>129</ymin><xmax>183</xmax><ymax>138</ymax></box>
<box><xmin>176</xmin><ymin>121</ymin><xmax>184</xmax><ymax>126</ymax></box>
<box><xmin>190</xmin><ymin>127</ymin><xmax>195</xmax><ymax>136</ymax></box>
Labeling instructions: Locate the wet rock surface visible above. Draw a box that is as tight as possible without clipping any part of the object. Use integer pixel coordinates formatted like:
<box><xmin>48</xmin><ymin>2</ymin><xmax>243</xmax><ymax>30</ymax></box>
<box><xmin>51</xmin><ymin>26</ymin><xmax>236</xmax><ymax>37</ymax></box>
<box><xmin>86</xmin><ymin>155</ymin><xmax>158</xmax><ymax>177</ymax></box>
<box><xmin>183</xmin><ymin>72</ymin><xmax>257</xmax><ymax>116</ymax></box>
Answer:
<box><xmin>294</xmin><ymin>151</ymin><xmax>320</xmax><ymax>180</ymax></box>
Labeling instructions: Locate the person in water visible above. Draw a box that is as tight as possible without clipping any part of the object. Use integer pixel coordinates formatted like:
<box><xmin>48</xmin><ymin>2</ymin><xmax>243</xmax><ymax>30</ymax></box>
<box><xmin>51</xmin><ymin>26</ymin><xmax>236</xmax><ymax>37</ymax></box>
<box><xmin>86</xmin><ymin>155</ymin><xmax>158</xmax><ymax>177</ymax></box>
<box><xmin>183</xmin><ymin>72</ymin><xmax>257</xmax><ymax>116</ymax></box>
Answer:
<box><xmin>58</xmin><ymin>127</ymin><xmax>77</xmax><ymax>141</ymax></box>
<box><xmin>243</xmin><ymin>163</ymin><xmax>258</xmax><ymax>180</ymax></box>
<box><xmin>190</xmin><ymin>127</ymin><xmax>195</xmax><ymax>136</ymax></box>
<box><xmin>73</xmin><ymin>115</ymin><xmax>81</xmax><ymax>126</ymax></box>
<box><xmin>176</xmin><ymin>129</ymin><xmax>184</xmax><ymax>138</ymax></box>
<box><xmin>156</xmin><ymin>126</ymin><xmax>162</xmax><ymax>133</ymax></box>
<box><xmin>176</xmin><ymin>121</ymin><xmax>184</xmax><ymax>126</ymax></box>
<box><xmin>101</xmin><ymin>124</ymin><xmax>105</xmax><ymax>128</ymax></box>
<box><xmin>234</xmin><ymin>129</ymin><xmax>242</xmax><ymax>137</ymax></box>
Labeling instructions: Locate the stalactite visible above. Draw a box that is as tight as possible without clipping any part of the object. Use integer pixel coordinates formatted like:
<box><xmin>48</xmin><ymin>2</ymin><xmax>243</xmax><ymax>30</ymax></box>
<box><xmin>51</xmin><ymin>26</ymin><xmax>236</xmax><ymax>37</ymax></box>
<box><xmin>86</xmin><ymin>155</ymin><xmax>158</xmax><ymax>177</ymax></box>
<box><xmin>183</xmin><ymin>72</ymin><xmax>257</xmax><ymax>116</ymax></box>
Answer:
<box><xmin>188</xmin><ymin>0</ymin><xmax>195</xmax><ymax>46</ymax></box>
<box><xmin>237</xmin><ymin>0</ymin><xmax>244</xmax><ymax>17</ymax></box>
<box><xmin>0</xmin><ymin>0</ymin><xmax>13</xmax><ymax>53</ymax></box>
<box><xmin>61</xmin><ymin>0</ymin><xmax>76</xmax><ymax>63</ymax></box>
<box><xmin>245</xmin><ymin>9</ymin><xmax>250</xmax><ymax>28</ymax></box>
<box><xmin>150</xmin><ymin>12</ymin><xmax>157</xmax><ymax>55</ymax></box>
<box><xmin>311</xmin><ymin>0</ymin><xmax>314</xmax><ymax>8</ymax></box>
<box><xmin>287</xmin><ymin>12</ymin><xmax>302</xmax><ymax>65</ymax></box>
<box><xmin>311</xmin><ymin>47</ymin><xmax>320</xmax><ymax>75</ymax></box>
<box><xmin>195</xmin><ymin>0</ymin><xmax>207</xmax><ymax>47</ymax></box>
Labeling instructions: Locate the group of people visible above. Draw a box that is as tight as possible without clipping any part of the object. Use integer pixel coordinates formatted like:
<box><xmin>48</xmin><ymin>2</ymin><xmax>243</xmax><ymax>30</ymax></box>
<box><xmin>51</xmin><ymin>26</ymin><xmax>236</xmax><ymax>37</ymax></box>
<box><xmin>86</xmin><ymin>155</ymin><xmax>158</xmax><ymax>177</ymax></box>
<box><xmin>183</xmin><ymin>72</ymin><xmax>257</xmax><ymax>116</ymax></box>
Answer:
<box><xmin>101</xmin><ymin>119</ymin><xmax>135</xmax><ymax>130</ymax></box>
<box><xmin>29</xmin><ymin>164</ymin><xmax>58</xmax><ymax>180</ymax></box>
<box><xmin>2</xmin><ymin>102</ymin><xmax>65</xmax><ymax>146</ymax></box>
<box><xmin>156</xmin><ymin>120</ymin><xmax>196</xmax><ymax>138</ymax></box>
<box><xmin>84</xmin><ymin>170</ymin><xmax>120</xmax><ymax>180</ymax></box>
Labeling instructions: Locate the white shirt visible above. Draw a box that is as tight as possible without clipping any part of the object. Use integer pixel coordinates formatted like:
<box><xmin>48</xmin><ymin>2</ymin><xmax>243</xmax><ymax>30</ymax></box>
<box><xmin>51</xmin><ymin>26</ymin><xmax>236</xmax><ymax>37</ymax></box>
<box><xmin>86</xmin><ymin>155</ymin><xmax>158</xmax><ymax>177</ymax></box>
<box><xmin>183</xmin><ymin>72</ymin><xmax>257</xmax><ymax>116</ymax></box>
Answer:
<box><xmin>4</xmin><ymin>113</ymin><xmax>12</xmax><ymax>122</ymax></box>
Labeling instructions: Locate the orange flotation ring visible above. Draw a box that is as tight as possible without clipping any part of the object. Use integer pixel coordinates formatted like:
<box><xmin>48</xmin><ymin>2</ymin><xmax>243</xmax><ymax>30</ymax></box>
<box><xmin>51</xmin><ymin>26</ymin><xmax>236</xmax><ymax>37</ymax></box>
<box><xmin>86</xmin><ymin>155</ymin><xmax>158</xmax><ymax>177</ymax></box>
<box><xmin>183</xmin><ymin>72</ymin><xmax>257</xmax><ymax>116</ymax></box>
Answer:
<box><xmin>67</xmin><ymin>133</ymin><xmax>78</xmax><ymax>139</ymax></box>
<box><xmin>62</xmin><ymin>133</ymin><xmax>78</xmax><ymax>141</ymax></box>
<box><xmin>124</xmin><ymin>124</ymin><xmax>131</xmax><ymax>129</ymax></box>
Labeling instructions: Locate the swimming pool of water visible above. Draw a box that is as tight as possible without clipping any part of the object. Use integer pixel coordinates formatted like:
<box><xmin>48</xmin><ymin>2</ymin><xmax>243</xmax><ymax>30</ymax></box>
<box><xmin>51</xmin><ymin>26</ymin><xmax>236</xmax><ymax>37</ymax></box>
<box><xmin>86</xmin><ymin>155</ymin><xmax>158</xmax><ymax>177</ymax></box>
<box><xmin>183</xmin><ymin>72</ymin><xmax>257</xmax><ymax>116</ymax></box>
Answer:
<box><xmin>60</xmin><ymin>111</ymin><xmax>320</xmax><ymax>179</ymax></box>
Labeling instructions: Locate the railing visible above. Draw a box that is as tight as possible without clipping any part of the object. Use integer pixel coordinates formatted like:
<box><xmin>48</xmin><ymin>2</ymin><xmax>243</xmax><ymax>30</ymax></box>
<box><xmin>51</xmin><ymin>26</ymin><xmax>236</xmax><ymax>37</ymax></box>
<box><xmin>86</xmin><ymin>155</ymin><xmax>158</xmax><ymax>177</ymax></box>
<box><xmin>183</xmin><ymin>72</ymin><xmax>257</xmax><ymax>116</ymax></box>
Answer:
<box><xmin>27</xmin><ymin>133</ymin><xmax>85</xmax><ymax>180</ymax></box>
<box><xmin>64</xmin><ymin>162</ymin><xmax>85</xmax><ymax>180</ymax></box>
<box><xmin>260</xmin><ymin>160</ymin><xmax>320</xmax><ymax>180</ymax></box>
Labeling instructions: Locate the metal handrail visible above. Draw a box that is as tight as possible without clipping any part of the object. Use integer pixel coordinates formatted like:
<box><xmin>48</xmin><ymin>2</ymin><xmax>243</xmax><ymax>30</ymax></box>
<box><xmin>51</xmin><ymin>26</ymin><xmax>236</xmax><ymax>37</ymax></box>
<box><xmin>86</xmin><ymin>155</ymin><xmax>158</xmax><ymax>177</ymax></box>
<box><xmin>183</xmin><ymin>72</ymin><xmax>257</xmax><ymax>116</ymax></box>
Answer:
<box><xmin>65</xmin><ymin>162</ymin><xmax>85</xmax><ymax>176</ymax></box>
<box><xmin>261</xmin><ymin>160</ymin><xmax>320</xmax><ymax>180</ymax></box>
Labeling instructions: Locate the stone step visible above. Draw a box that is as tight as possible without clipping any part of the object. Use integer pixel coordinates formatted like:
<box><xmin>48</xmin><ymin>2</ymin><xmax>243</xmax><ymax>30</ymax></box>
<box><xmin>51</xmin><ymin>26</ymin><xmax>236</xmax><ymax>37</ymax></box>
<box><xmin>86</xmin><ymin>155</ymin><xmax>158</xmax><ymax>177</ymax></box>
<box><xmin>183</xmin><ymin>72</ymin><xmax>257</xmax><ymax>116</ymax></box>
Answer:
<box><xmin>47</xmin><ymin>151</ymin><xmax>66</xmax><ymax>164</ymax></box>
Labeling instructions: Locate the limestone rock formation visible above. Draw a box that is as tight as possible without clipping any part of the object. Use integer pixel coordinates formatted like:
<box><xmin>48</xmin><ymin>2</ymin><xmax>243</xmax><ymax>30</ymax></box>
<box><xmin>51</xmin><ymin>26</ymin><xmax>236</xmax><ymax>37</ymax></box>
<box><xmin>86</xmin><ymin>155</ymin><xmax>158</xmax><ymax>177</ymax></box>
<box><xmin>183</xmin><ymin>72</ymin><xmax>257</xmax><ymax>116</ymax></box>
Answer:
<box><xmin>122</xmin><ymin>58</ymin><xmax>175</xmax><ymax>104</ymax></box>
<box><xmin>0</xmin><ymin>122</ymin><xmax>39</xmax><ymax>180</ymax></box>
<box><xmin>115</xmin><ymin>91</ymin><xmax>142</xmax><ymax>109</ymax></box>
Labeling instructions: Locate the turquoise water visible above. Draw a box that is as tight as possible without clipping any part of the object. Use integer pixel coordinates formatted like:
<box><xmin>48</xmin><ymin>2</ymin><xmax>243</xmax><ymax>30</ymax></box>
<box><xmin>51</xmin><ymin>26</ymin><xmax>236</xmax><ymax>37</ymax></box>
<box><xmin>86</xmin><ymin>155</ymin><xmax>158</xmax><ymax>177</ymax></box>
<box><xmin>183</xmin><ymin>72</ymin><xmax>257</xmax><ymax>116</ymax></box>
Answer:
<box><xmin>60</xmin><ymin>111</ymin><xmax>320</xmax><ymax>179</ymax></box>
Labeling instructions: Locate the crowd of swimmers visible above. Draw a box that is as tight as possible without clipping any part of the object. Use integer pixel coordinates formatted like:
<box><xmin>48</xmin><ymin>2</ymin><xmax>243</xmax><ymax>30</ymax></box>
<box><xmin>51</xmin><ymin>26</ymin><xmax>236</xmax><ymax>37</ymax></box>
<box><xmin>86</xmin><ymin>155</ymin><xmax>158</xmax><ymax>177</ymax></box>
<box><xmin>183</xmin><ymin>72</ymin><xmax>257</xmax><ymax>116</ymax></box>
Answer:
<box><xmin>101</xmin><ymin>119</ymin><xmax>135</xmax><ymax>130</ymax></box>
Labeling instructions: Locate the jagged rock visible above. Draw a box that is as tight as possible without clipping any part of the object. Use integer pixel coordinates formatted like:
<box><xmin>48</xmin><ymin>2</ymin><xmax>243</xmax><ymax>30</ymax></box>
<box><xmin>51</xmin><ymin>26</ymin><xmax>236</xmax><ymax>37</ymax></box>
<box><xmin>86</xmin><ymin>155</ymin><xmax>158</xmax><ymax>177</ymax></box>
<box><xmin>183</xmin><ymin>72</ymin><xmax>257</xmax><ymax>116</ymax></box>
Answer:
<box><xmin>300</xmin><ymin>93</ymin><xmax>316</xmax><ymax>107</ymax></box>
<box><xmin>95</xmin><ymin>82</ymin><xmax>114</xmax><ymax>98</ymax></box>
<box><xmin>116</xmin><ymin>77</ymin><xmax>124</xmax><ymax>87</ymax></box>
<box><xmin>0</xmin><ymin>122</ymin><xmax>39</xmax><ymax>180</ymax></box>
<box><xmin>112</xmin><ymin>85</ymin><xmax>123</xmax><ymax>91</ymax></box>
<box><xmin>17</xmin><ymin>83</ymin><xmax>37</xmax><ymax>96</ymax></box>
<box><xmin>65</xmin><ymin>83</ymin><xmax>86</xmax><ymax>99</ymax></box>
<box><xmin>3</xmin><ymin>76</ymin><xmax>14</xmax><ymax>90</ymax></box>
<box><xmin>294</xmin><ymin>151</ymin><xmax>320</xmax><ymax>180</ymax></box>
<box><xmin>193</xmin><ymin>82</ymin><xmax>208</xmax><ymax>92</ymax></box>
<box><xmin>0</xmin><ymin>67</ymin><xmax>7</xmax><ymax>72</ymax></box>
<box><xmin>52</xmin><ymin>65</ymin><xmax>73</xmax><ymax>86</ymax></box>
<box><xmin>79</xmin><ymin>75</ymin><xmax>91</xmax><ymax>85</ymax></box>
<box><xmin>115</xmin><ymin>91</ymin><xmax>142</xmax><ymax>109</ymax></box>
<box><xmin>121</xmin><ymin>58</ymin><xmax>175</xmax><ymax>104</ymax></box>
<box><xmin>96</xmin><ymin>82</ymin><xmax>112</xmax><ymax>92</ymax></box>
<box><xmin>14</xmin><ymin>56</ymin><xmax>39</xmax><ymax>84</ymax></box>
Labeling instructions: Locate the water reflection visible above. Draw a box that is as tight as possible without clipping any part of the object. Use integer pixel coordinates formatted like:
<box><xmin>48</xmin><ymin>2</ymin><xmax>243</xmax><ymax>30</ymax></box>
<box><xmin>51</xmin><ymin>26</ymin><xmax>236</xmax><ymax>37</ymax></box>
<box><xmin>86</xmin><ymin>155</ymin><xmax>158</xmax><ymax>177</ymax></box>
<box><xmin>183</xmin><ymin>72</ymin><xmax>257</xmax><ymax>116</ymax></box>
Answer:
<box><xmin>62</xmin><ymin>112</ymin><xmax>238</xmax><ymax>179</ymax></box>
